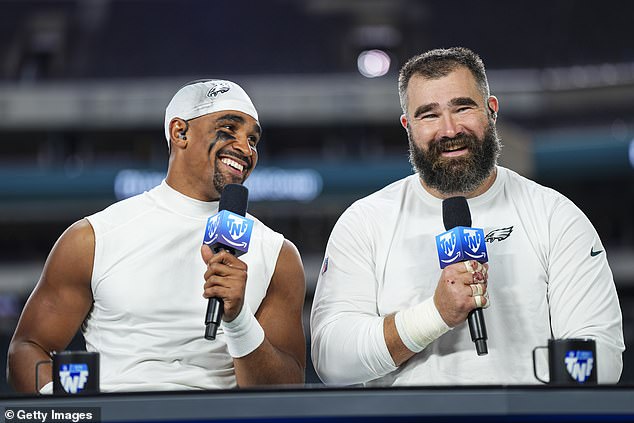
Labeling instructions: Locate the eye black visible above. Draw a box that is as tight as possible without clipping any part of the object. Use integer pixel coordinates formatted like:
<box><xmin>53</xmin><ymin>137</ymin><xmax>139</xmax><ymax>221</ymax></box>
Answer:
<box><xmin>216</xmin><ymin>130</ymin><xmax>234</xmax><ymax>141</ymax></box>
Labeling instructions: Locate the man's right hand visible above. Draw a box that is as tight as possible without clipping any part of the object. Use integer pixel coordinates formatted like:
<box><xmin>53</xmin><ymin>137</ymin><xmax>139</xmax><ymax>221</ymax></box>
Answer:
<box><xmin>433</xmin><ymin>260</ymin><xmax>489</xmax><ymax>327</ymax></box>
<box><xmin>200</xmin><ymin>245</ymin><xmax>249</xmax><ymax>323</ymax></box>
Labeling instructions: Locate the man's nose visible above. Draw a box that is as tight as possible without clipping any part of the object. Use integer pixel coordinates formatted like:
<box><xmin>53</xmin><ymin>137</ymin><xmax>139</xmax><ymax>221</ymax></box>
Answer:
<box><xmin>233</xmin><ymin>134</ymin><xmax>253</xmax><ymax>157</ymax></box>
<box><xmin>438</xmin><ymin>113</ymin><xmax>461</xmax><ymax>139</ymax></box>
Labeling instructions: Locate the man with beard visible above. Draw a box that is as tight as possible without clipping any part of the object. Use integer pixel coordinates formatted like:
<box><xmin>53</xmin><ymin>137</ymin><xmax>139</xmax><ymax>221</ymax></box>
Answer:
<box><xmin>8</xmin><ymin>80</ymin><xmax>306</xmax><ymax>392</ymax></box>
<box><xmin>310</xmin><ymin>47</ymin><xmax>624</xmax><ymax>386</ymax></box>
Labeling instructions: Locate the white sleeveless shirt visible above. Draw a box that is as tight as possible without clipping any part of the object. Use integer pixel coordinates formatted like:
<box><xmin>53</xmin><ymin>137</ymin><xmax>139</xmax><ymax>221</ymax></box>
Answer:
<box><xmin>84</xmin><ymin>181</ymin><xmax>283</xmax><ymax>392</ymax></box>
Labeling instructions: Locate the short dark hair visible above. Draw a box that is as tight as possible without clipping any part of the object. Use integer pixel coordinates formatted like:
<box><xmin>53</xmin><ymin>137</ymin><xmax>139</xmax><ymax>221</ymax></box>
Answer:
<box><xmin>398</xmin><ymin>47</ymin><xmax>490</xmax><ymax>114</ymax></box>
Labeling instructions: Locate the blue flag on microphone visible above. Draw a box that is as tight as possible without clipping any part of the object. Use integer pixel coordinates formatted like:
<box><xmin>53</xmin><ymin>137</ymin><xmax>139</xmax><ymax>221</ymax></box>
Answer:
<box><xmin>436</xmin><ymin>226</ymin><xmax>488</xmax><ymax>269</ymax></box>
<box><xmin>203</xmin><ymin>210</ymin><xmax>253</xmax><ymax>256</ymax></box>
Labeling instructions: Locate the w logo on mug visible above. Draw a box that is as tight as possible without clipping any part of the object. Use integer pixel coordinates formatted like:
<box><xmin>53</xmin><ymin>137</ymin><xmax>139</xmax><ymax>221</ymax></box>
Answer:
<box><xmin>37</xmin><ymin>350</ymin><xmax>100</xmax><ymax>395</ymax></box>
<box><xmin>533</xmin><ymin>338</ymin><xmax>597</xmax><ymax>385</ymax></box>
<box><xmin>59</xmin><ymin>363</ymin><xmax>90</xmax><ymax>394</ymax></box>
<box><xmin>565</xmin><ymin>350</ymin><xmax>594</xmax><ymax>383</ymax></box>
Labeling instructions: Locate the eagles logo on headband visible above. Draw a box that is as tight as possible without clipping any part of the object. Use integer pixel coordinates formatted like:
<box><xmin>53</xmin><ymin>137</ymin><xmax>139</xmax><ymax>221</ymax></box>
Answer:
<box><xmin>207</xmin><ymin>81</ymin><xmax>231</xmax><ymax>98</ymax></box>
<box><xmin>164</xmin><ymin>79</ymin><xmax>259</xmax><ymax>150</ymax></box>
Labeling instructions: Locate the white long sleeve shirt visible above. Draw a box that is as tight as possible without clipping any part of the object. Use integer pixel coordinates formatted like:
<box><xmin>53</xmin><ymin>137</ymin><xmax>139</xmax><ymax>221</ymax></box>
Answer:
<box><xmin>310</xmin><ymin>167</ymin><xmax>624</xmax><ymax>386</ymax></box>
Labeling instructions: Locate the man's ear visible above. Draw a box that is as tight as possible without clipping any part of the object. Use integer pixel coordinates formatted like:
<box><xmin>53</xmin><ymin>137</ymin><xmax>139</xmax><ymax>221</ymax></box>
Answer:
<box><xmin>400</xmin><ymin>114</ymin><xmax>409</xmax><ymax>130</ymax></box>
<box><xmin>487</xmin><ymin>96</ymin><xmax>499</xmax><ymax>120</ymax></box>
<box><xmin>169</xmin><ymin>118</ymin><xmax>189</xmax><ymax>150</ymax></box>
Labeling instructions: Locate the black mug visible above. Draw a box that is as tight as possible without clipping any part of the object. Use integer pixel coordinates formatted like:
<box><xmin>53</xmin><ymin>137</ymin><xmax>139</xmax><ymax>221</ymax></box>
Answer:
<box><xmin>37</xmin><ymin>351</ymin><xmax>100</xmax><ymax>394</ymax></box>
<box><xmin>532</xmin><ymin>338</ymin><xmax>597</xmax><ymax>385</ymax></box>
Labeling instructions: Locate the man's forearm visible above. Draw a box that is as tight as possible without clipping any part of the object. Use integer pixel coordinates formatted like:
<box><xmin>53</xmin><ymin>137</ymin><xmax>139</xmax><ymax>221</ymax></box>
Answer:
<box><xmin>7</xmin><ymin>340</ymin><xmax>52</xmax><ymax>393</ymax></box>
<box><xmin>234</xmin><ymin>339</ymin><xmax>304</xmax><ymax>387</ymax></box>
<box><xmin>312</xmin><ymin>316</ymin><xmax>397</xmax><ymax>385</ymax></box>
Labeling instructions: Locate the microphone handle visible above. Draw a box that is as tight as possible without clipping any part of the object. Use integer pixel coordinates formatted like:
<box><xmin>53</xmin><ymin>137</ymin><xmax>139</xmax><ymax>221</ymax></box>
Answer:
<box><xmin>205</xmin><ymin>298</ymin><xmax>223</xmax><ymax>340</ymax></box>
<box><xmin>204</xmin><ymin>245</ymin><xmax>236</xmax><ymax>340</ymax></box>
<box><xmin>467</xmin><ymin>307</ymin><xmax>488</xmax><ymax>355</ymax></box>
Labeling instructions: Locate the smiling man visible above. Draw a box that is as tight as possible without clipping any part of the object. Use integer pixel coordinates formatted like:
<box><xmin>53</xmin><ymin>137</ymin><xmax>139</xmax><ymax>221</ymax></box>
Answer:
<box><xmin>310</xmin><ymin>47</ymin><xmax>624</xmax><ymax>386</ymax></box>
<box><xmin>8</xmin><ymin>80</ymin><xmax>306</xmax><ymax>392</ymax></box>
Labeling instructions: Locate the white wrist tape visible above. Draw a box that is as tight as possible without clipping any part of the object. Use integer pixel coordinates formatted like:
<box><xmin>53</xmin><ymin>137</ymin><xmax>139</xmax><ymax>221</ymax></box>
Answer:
<box><xmin>394</xmin><ymin>297</ymin><xmax>451</xmax><ymax>353</ymax></box>
<box><xmin>39</xmin><ymin>381</ymin><xmax>53</xmax><ymax>395</ymax></box>
<box><xmin>222</xmin><ymin>303</ymin><xmax>265</xmax><ymax>358</ymax></box>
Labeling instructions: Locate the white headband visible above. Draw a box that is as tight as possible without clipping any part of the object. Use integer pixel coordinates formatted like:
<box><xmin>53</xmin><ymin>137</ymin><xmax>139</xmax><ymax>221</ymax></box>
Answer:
<box><xmin>164</xmin><ymin>79</ymin><xmax>259</xmax><ymax>149</ymax></box>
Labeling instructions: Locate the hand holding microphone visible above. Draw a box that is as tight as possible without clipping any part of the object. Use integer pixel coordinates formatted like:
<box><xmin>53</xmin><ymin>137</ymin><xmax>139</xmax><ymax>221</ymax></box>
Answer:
<box><xmin>200</xmin><ymin>184</ymin><xmax>265</xmax><ymax>358</ymax></box>
<box><xmin>201</xmin><ymin>184</ymin><xmax>265</xmax><ymax>358</ymax></box>
<box><xmin>432</xmin><ymin>259</ymin><xmax>489</xmax><ymax>327</ymax></box>
<box><xmin>201</xmin><ymin>249</ymin><xmax>248</xmax><ymax>323</ymax></box>
<box><xmin>435</xmin><ymin>196</ymin><xmax>490</xmax><ymax>355</ymax></box>
<box><xmin>201</xmin><ymin>184</ymin><xmax>253</xmax><ymax>340</ymax></box>
<box><xmin>392</xmin><ymin>197</ymin><xmax>490</xmax><ymax>357</ymax></box>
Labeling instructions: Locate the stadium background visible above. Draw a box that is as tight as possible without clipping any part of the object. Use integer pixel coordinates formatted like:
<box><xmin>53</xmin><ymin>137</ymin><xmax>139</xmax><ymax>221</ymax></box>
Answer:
<box><xmin>0</xmin><ymin>0</ymin><xmax>633</xmax><ymax>392</ymax></box>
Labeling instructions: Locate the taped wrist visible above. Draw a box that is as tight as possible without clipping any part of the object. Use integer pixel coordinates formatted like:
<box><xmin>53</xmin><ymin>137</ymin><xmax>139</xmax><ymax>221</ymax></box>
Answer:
<box><xmin>39</xmin><ymin>381</ymin><xmax>53</xmax><ymax>395</ymax></box>
<box><xmin>222</xmin><ymin>303</ymin><xmax>265</xmax><ymax>358</ymax></box>
<box><xmin>394</xmin><ymin>297</ymin><xmax>451</xmax><ymax>353</ymax></box>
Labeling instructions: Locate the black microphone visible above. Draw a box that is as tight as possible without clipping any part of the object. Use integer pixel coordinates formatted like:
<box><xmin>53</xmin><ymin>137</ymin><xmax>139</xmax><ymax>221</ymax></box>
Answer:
<box><xmin>202</xmin><ymin>184</ymin><xmax>252</xmax><ymax>340</ymax></box>
<box><xmin>442</xmin><ymin>196</ymin><xmax>488</xmax><ymax>356</ymax></box>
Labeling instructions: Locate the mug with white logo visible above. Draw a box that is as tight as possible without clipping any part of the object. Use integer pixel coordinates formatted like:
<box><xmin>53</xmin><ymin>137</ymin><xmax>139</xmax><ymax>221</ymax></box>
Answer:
<box><xmin>37</xmin><ymin>351</ymin><xmax>100</xmax><ymax>395</ymax></box>
<box><xmin>532</xmin><ymin>338</ymin><xmax>597</xmax><ymax>385</ymax></box>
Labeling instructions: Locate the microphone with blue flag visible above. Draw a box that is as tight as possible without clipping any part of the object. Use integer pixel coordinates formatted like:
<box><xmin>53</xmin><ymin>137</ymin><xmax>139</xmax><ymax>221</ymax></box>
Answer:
<box><xmin>436</xmin><ymin>227</ymin><xmax>488</xmax><ymax>268</ymax></box>
<box><xmin>202</xmin><ymin>184</ymin><xmax>254</xmax><ymax>340</ymax></box>
<box><xmin>435</xmin><ymin>196</ymin><xmax>489</xmax><ymax>355</ymax></box>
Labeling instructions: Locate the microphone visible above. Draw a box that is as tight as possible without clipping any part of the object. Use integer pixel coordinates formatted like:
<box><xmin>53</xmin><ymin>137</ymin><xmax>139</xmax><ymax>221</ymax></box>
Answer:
<box><xmin>436</xmin><ymin>196</ymin><xmax>489</xmax><ymax>356</ymax></box>
<box><xmin>202</xmin><ymin>184</ymin><xmax>254</xmax><ymax>340</ymax></box>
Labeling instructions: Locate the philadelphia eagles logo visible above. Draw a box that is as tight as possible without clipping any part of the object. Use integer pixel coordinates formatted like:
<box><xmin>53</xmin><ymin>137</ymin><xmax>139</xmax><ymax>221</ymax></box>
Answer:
<box><xmin>485</xmin><ymin>226</ymin><xmax>513</xmax><ymax>243</ymax></box>
<box><xmin>207</xmin><ymin>82</ymin><xmax>231</xmax><ymax>98</ymax></box>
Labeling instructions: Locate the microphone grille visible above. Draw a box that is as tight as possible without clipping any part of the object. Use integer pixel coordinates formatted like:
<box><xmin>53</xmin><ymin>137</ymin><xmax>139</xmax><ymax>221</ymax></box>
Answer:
<box><xmin>219</xmin><ymin>184</ymin><xmax>249</xmax><ymax>216</ymax></box>
<box><xmin>442</xmin><ymin>196</ymin><xmax>472</xmax><ymax>229</ymax></box>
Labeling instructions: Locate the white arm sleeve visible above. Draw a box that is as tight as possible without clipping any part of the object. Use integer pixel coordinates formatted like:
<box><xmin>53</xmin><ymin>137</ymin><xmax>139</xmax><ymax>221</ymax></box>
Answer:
<box><xmin>310</xmin><ymin>205</ymin><xmax>397</xmax><ymax>385</ymax></box>
<box><xmin>548</xmin><ymin>197</ymin><xmax>625</xmax><ymax>383</ymax></box>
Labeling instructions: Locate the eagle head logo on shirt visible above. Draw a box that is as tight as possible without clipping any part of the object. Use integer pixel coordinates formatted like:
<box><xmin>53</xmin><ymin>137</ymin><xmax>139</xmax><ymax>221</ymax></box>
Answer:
<box><xmin>485</xmin><ymin>226</ymin><xmax>514</xmax><ymax>243</ymax></box>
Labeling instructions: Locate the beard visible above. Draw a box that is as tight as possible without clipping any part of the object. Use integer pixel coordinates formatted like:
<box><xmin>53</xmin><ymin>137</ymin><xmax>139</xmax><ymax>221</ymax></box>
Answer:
<box><xmin>212</xmin><ymin>163</ymin><xmax>244</xmax><ymax>195</ymax></box>
<box><xmin>408</xmin><ymin>120</ymin><xmax>501</xmax><ymax>195</ymax></box>
<box><xmin>212</xmin><ymin>168</ymin><xmax>229</xmax><ymax>195</ymax></box>
<box><xmin>212</xmin><ymin>151</ymin><xmax>251</xmax><ymax>195</ymax></box>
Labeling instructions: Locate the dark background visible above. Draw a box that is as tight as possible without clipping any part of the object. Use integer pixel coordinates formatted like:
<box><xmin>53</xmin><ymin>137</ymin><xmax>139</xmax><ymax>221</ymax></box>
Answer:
<box><xmin>0</xmin><ymin>0</ymin><xmax>633</xmax><ymax>392</ymax></box>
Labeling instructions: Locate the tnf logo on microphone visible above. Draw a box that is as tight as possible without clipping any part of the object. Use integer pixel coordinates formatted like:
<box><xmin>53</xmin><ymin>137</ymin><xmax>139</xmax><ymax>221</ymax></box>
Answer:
<box><xmin>203</xmin><ymin>210</ymin><xmax>253</xmax><ymax>255</ymax></box>
<box><xmin>59</xmin><ymin>363</ymin><xmax>90</xmax><ymax>394</ymax></box>
<box><xmin>436</xmin><ymin>226</ymin><xmax>488</xmax><ymax>268</ymax></box>
<box><xmin>565</xmin><ymin>350</ymin><xmax>594</xmax><ymax>383</ymax></box>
